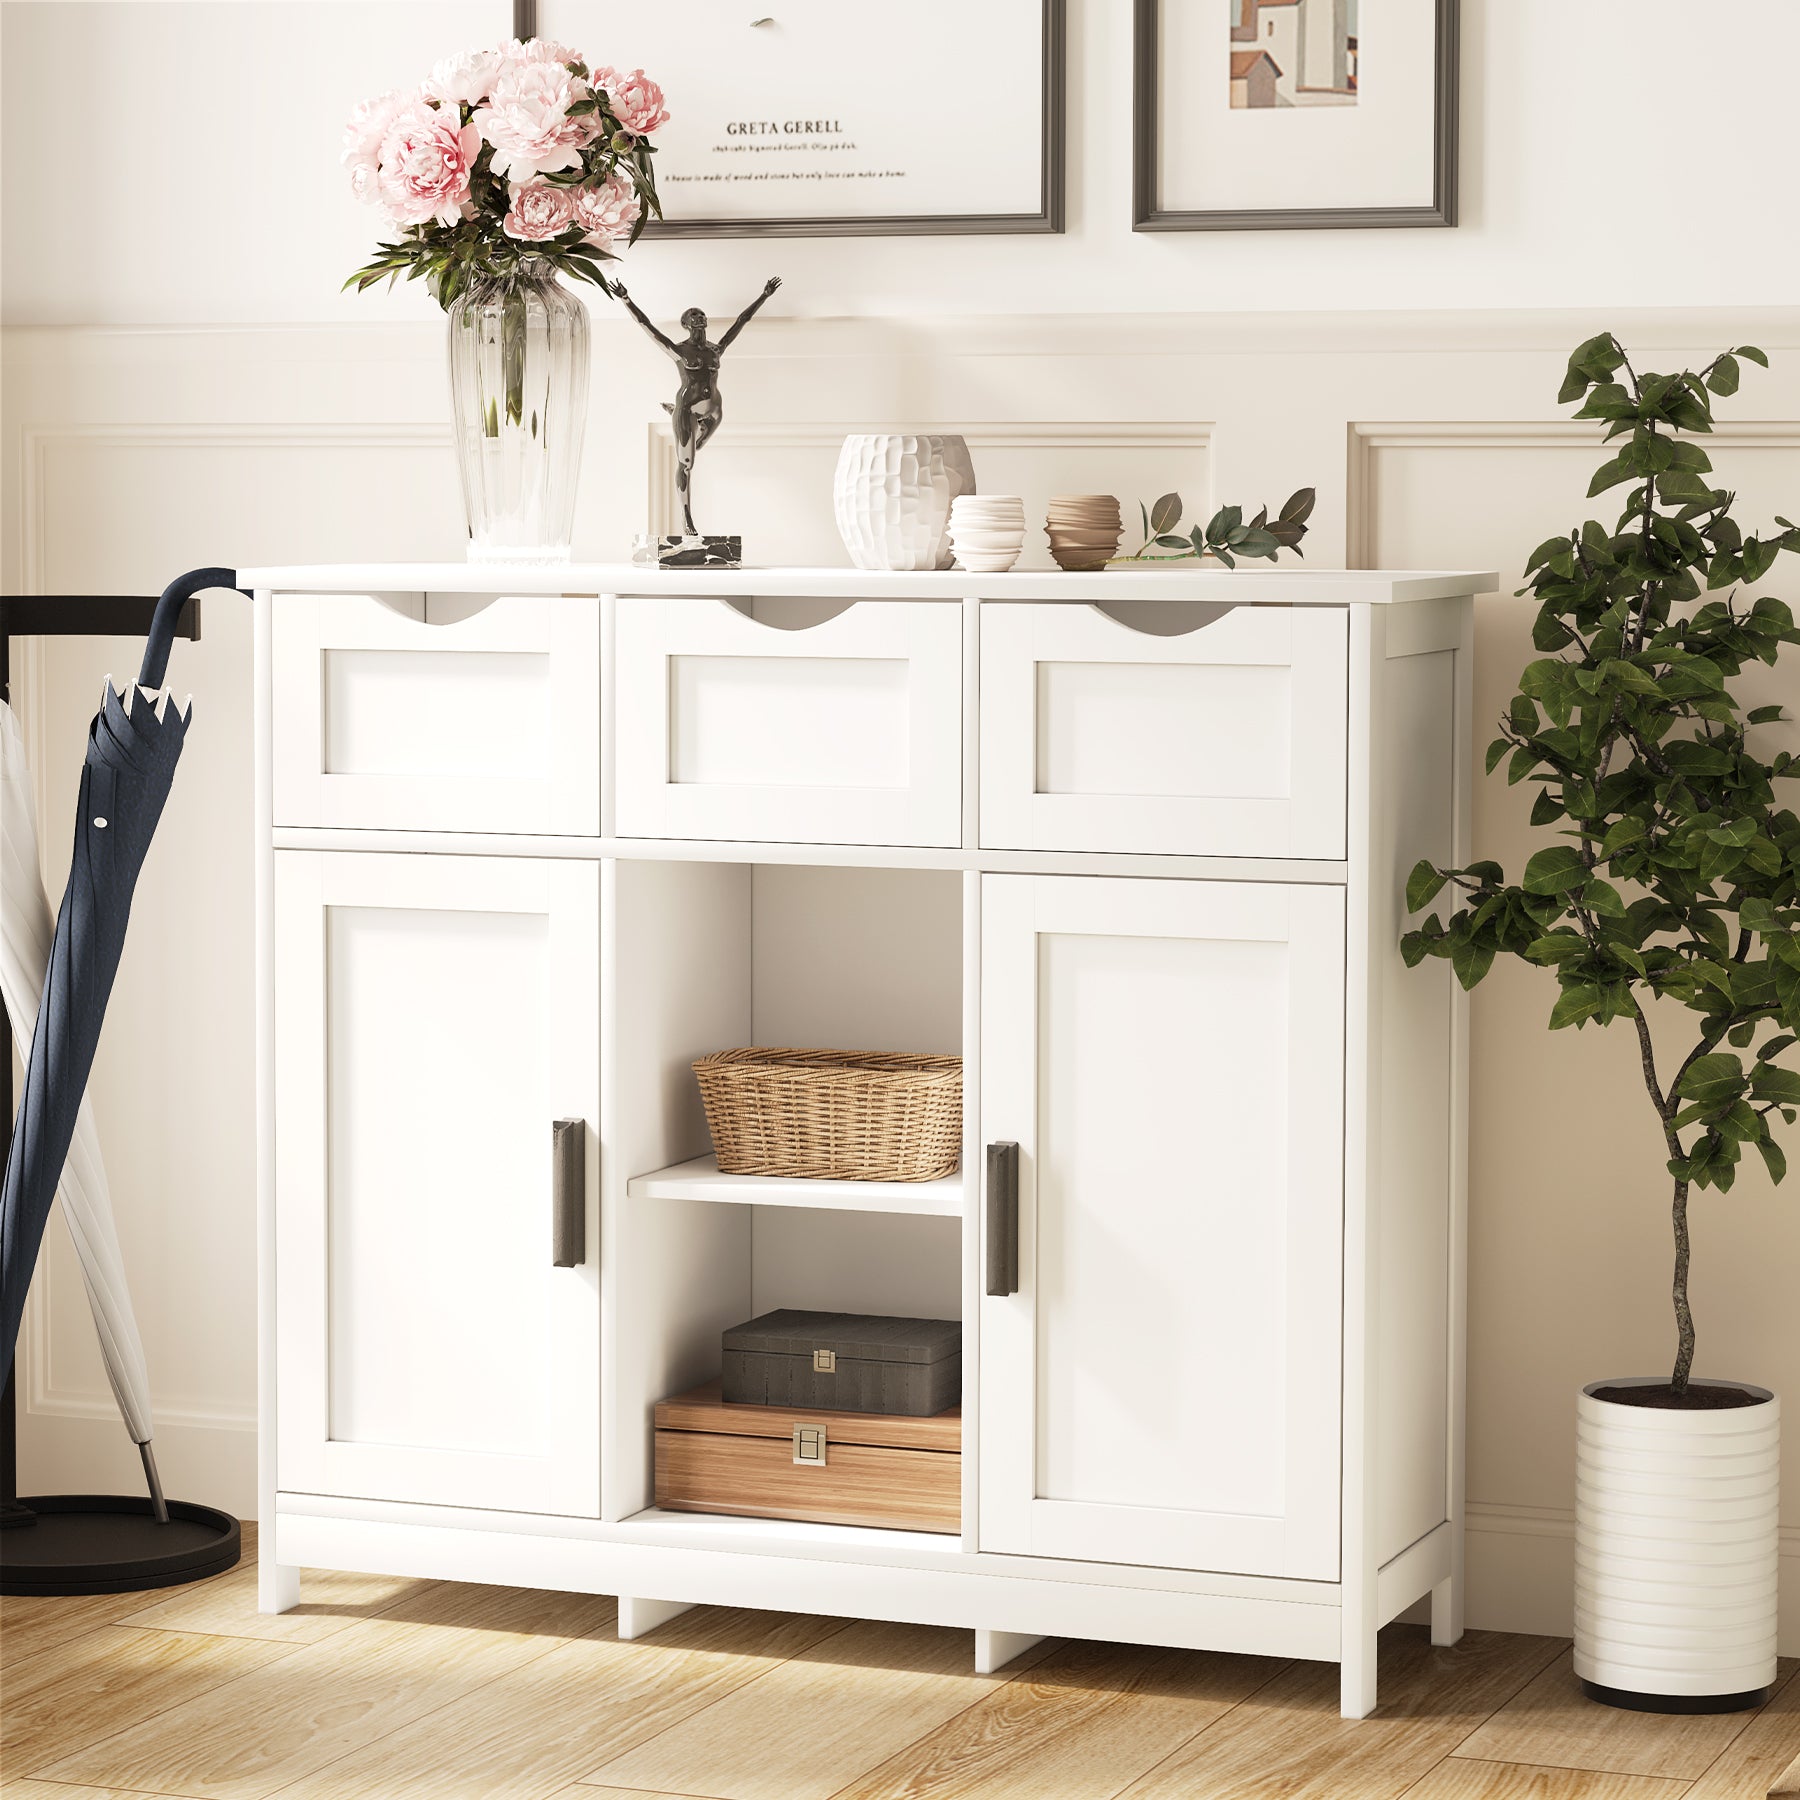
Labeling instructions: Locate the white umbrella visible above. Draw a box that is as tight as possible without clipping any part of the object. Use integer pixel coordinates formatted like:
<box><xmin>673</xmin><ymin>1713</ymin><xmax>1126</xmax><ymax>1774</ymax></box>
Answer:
<box><xmin>1</xmin><ymin>695</ymin><xmax>165</xmax><ymax>1516</ymax></box>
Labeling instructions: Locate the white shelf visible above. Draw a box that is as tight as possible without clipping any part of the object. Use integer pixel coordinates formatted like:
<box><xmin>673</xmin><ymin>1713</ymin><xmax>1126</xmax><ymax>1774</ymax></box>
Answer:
<box><xmin>626</xmin><ymin>1153</ymin><xmax>963</xmax><ymax>1217</ymax></box>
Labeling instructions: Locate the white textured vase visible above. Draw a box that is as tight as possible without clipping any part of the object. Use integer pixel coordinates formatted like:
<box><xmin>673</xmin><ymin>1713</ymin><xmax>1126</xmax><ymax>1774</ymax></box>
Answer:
<box><xmin>833</xmin><ymin>434</ymin><xmax>977</xmax><ymax>571</ymax></box>
<box><xmin>1575</xmin><ymin>1378</ymin><xmax>1779</xmax><ymax>1708</ymax></box>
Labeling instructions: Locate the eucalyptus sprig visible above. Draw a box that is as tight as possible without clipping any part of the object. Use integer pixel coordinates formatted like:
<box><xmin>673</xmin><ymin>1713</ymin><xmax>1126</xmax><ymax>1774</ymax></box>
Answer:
<box><xmin>1112</xmin><ymin>488</ymin><xmax>1315</xmax><ymax>568</ymax></box>
<box><xmin>1400</xmin><ymin>334</ymin><xmax>1800</xmax><ymax>1395</ymax></box>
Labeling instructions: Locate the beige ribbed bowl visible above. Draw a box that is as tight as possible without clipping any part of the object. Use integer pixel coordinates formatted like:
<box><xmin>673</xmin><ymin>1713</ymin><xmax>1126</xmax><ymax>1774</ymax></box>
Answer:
<box><xmin>694</xmin><ymin>1047</ymin><xmax>963</xmax><ymax>1182</ymax></box>
<box><xmin>1045</xmin><ymin>494</ymin><xmax>1122</xmax><ymax>570</ymax></box>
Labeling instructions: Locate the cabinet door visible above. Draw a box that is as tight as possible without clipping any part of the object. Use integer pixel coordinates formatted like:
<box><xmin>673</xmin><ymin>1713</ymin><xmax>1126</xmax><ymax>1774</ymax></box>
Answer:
<box><xmin>275</xmin><ymin>851</ymin><xmax>600</xmax><ymax>1514</ymax></box>
<box><xmin>980</xmin><ymin>875</ymin><xmax>1343</xmax><ymax>1579</ymax></box>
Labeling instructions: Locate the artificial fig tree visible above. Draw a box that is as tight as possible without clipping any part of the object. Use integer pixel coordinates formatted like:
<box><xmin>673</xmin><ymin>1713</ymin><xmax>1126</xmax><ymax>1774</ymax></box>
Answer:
<box><xmin>1401</xmin><ymin>334</ymin><xmax>1800</xmax><ymax>1398</ymax></box>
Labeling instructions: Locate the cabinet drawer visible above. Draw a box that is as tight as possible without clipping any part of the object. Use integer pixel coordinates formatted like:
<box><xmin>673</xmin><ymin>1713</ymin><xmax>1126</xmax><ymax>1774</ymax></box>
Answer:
<box><xmin>614</xmin><ymin>598</ymin><xmax>963</xmax><ymax>848</ymax></box>
<box><xmin>272</xmin><ymin>592</ymin><xmax>601</xmax><ymax>834</ymax></box>
<box><xmin>979</xmin><ymin>602</ymin><xmax>1348</xmax><ymax>859</ymax></box>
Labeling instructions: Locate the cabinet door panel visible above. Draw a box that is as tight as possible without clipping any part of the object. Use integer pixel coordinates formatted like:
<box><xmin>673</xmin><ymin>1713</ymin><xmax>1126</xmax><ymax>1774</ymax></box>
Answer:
<box><xmin>275</xmin><ymin>851</ymin><xmax>600</xmax><ymax>1514</ymax></box>
<box><xmin>980</xmin><ymin>602</ymin><xmax>1348</xmax><ymax>858</ymax></box>
<box><xmin>980</xmin><ymin>874</ymin><xmax>1343</xmax><ymax>1579</ymax></box>
<box><xmin>272</xmin><ymin>592</ymin><xmax>601</xmax><ymax>834</ymax></box>
<box><xmin>614</xmin><ymin>598</ymin><xmax>963</xmax><ymax>847</ymax></box>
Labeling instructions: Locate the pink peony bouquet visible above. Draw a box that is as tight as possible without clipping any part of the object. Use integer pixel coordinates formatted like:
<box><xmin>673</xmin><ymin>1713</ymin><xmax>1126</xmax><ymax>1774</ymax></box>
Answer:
<box><xmin>344</xmin><ymin>39</ymin><xmax>666</xmax><ymax>308</ymax></box>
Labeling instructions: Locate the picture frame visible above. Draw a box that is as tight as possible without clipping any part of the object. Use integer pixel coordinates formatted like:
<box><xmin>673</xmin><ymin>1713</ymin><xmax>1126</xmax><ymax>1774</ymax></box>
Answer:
<box><xmin>1133</xmin><ymin>0</ymin><xmax>1458</xmax><ymax>231</ymax></box>
<box><xmin>519</xmin><ymin>0</ymin><xmax>1065</xmax><ymax>238</ymax></box>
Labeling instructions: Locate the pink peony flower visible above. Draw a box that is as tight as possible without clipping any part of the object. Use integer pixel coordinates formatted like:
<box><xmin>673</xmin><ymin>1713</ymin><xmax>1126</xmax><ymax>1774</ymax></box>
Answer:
<box><xmin>422</xmin><ymin>45</ymin><xmax>506</xmax><ymax>108</ymax></box>
<box><xmin>475</xmin><ymin>59</ymin><xmax>594</xmax><ymax>180</ymax></box>
<box><xmin>503</xmin><ymin>181</ymin><xmax>578</xmax><ymax>241</ymax></box>
<box><xmin>570</xmin><ymin>173</ymin><xmax>641</xmax><ymax>249</ymax></box>
<box><xmin>376</xmin><ymin>103</ymin><xmax>481</xmax><ymax>226</ymax></box>
<box><xmin>505</xmin><ymin>36</ymin><xmax>584</xmax><ymax>68</ymax></box>
<box><xmin>593</xmin><ymin>67</ymin><xmax>669</xmax><ymax>136</ymax></box>
<box><xmin>342</xmin><ymin>87</ymin><xmax>409</xmax><ymax>198</ymax></box>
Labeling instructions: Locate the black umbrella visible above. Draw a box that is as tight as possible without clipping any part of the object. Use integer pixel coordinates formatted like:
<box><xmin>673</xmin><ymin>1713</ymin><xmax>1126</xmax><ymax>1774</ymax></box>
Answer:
<box><xmin>1</xmin><ymin>568</ymin><xmax>239</xmax><ymax>1381</ymax></box>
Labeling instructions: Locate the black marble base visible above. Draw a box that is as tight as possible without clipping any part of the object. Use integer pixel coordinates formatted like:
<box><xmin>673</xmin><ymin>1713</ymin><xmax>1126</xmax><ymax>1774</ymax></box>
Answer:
<box><xmin>634</xmin><ymin>534</ymin><xmax>743</xmax><ymax>570</ymax></box>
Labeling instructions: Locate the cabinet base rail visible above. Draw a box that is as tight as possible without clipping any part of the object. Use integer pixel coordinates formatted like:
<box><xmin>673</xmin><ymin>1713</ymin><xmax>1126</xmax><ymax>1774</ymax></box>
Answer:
<box><xmin>268</xmin><ymin>1509</ymin><xmax>1456</xmax><ymax>1717</ymax></box>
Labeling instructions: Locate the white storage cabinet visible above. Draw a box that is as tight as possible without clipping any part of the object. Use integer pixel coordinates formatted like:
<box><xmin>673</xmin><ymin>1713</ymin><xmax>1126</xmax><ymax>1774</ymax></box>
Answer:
<box><xmin>248</xmin><ymin>563</ymin><xmax>1490</xmax><ymax>1717</ymax></box>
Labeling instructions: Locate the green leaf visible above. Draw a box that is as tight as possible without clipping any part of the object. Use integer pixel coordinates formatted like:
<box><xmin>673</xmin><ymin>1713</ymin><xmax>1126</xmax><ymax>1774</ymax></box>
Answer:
<box><xmin>1279</xmin><ymin>487</ymin><xmax>1316</xmax><ymax>522</ymax></box>
<box><xmin>1675</xmin><ymin>1052</ymin><xmax>1749</xmax><ymax>1105</ymax></box>
<box><xmin>1522</xmin><ymin>845</ymin><xmax>1589</xmax><ymax>895</ymax></box>
<box><xmin>1756</xmin><ymin>1137</ymin><xmax>1787</xmax><ymax>1183</ymax></box>
<box><xmin>1406</xmin><ymin>860</ymin><xmax>1450</xmax><ymax>913</ymax></box>
<box><xmin>1736</xmin><ymin>345</ymin><xmax>1770</xmax><ymax>367</ymax></box>
<box><xmin>1450</xmin><ymin>936</ymin><xmax>1496</xmax><ymax>991</ymax></box>
<box><xmin>1549</xmin><ymin>986</ymin><xmax>1605</xmax><ymax>1029</ymax></box>
<box><xmin>1750</xmin><ymin>1064</ymin><xmax>1800</xmax><ymax>1106</ymax></box>
<box><xmin>1706</xmin><ymin>353</ymin><xmax>1741</xmax><ymax>396</ymax></box>
<box><xmin>1587</xmin><ymin>454</ymin><xmax>1637</xmax><ymax>497</ymax></box>
<box><xmin>1149</xmin><ymin>493</ymin><xmax>1182</xmax><ymax>535</ymax></box>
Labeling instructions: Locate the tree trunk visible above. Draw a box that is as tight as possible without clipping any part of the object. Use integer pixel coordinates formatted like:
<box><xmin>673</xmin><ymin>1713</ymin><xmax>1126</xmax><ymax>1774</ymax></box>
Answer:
<box><xmin>1671</xmin><ymin>1173</ymin><xmax>1695</xmax><ymax>1394</ymax></box>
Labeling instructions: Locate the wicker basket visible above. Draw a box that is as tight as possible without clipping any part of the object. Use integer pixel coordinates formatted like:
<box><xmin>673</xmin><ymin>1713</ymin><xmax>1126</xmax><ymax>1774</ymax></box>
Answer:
<box><xmin>693</xmin><ymin>1048</ymin><xmax>963</xmax><ymax>1183</ymax></box>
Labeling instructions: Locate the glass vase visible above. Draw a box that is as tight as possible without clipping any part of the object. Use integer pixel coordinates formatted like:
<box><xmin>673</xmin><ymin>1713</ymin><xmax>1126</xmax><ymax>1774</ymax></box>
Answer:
<box><xmin>446</xmin><ymin>261</ymin><xmax>590</xmax><ymax>565</ymax></box>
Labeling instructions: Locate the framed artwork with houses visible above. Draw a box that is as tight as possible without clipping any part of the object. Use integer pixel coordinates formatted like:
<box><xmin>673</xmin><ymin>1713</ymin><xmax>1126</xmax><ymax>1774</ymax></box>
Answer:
<box><xmin>1133</xmin><ymin>0</ymin><xmax>1458</xmax><ymax>231</ymax></box>
<box><xmin>521</xmin><ymin>0</ymin><xmax>1066</xmax><ymax>237</ymax></box>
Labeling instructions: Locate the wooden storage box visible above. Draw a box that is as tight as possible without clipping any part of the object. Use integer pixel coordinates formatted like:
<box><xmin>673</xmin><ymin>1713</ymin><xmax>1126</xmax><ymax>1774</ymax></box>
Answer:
<box><xmin>654</xmin><ymin>1380</ymin><xmax>960</xmax><ymax>1534</ymax></box>
<box><xmin>721</xmin><ymin>1309</ymin><xmax>961</xmax><ymax>1416</ymax></box>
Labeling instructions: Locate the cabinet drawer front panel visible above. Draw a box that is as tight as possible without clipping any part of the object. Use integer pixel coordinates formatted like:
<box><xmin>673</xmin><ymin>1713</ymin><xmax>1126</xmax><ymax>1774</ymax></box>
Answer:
<box><xmin>273</xmin><ymin>592</ymin><xmax>601</xmax><ymax>834</ymax></box>
<box><xmin>655</xmin><ymin>1430</ymin><xmax>960</xmax><ymax>1533</ymax></box>
<box><xmin>980</xmin><ymin>603</ymin><xmax>1347</xmax><ymax>857</ymax></box>
<box><xmin>275</xmin><ymin>851</ymin><xmax>601</xmax><ymax>1515</ymax></box>
<box><xmin>980</xmin><ymin>874</ymin><xmax>1344</xmax><ymax>1580</ymax></box>
<box><xmin>615</xmin><ymin>598</ymin><xmax>962</xmax><ymax>847</ymax></box>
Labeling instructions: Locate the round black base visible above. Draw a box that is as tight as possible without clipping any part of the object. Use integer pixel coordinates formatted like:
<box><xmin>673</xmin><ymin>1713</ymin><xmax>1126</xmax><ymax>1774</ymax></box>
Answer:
<box><xmin>1579</xmin><ymin>1677</ymin><xmax>1771</xmax><ymax>1715</ymax></box>
<box><xmin>0</xmin><ymin>1494</ymin><xmax>240</xmax><ymax>1595</ymax></box>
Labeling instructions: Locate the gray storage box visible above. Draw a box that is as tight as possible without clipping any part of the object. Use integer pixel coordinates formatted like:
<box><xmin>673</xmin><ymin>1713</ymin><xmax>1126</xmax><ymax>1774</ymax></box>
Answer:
<box><xmin>721</xmin><ymin>1309</ymin><xmax>961</xmax><ymax>1417</ymax></box>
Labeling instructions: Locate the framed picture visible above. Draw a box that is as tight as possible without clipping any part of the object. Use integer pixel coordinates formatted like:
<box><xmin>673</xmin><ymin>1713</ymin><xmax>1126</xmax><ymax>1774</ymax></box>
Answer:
<box><xmin>1133</xmin><ymin>0</ymin><xmax>1457</xmax><ymax>230</ymax></box>
<box><xmin>522</xmin><ymin>0</ymin><xmax>1065</xmax><ymax>237</ymax></box>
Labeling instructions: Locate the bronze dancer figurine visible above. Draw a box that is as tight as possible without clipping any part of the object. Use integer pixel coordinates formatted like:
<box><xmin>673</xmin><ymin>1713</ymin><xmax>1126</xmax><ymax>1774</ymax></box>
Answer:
<box><xmin>613</xmin><ymin>277</ymin><xmax>782</xmax><ymax>537</ymax></box>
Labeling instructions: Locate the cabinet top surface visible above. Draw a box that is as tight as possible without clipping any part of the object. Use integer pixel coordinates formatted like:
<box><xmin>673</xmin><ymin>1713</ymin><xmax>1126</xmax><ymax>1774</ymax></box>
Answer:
<box><xmin>237</xmin><ymin>562</ymin><xmax>1498</xmax><ymax>605</ymax></box>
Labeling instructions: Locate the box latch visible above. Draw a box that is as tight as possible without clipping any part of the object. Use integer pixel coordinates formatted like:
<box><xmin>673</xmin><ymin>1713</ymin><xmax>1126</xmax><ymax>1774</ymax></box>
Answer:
<box><xmin>813</xmin><ymin>1349</ymin><xmax>836</xmax><ymax>1373</ymax></box>
<box><xmin>792</xmin><ymin>1423</ymin><xmax>827</xmax><ymax>1466</ymax></box>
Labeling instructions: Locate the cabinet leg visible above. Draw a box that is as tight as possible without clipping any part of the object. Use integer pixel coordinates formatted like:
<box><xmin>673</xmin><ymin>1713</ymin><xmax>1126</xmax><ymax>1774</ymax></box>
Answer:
<box><xmin>1339</xmin><ymin>1618</ymin><xmax>1379</xmax><ymax>1720</ymax></box>
<box><xmin>259</xmin><ymin>1555</ymin><xmax>299</xmax><ymax>1616</ymax></box>
<box><xmin>1430</xmin><ymin>1573</ymin><xmax>1463</xmax><ymax>1647</ymax></box>
<box><xmin>617</xmin><ymin>1595</ymin><xmax>692</xmax><ymax>1640</ymax></box>
<box><xmin>974</xmin><ymin>1628</ymin><xmax>1043</xmax><ymax>1675</ymax></box>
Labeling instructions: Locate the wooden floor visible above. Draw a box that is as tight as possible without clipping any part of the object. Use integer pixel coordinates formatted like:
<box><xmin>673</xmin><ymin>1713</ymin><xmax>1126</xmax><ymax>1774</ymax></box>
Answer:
<box><xmin>3</xmin><ymin>1527</ymin><xmax>1795</xmax><ymax>1800</ymax></box>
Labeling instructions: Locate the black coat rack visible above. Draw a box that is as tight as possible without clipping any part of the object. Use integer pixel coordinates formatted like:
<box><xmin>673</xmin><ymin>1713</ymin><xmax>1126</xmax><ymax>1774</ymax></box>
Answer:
<box><xmin>1</xmin><ymin>593</ymin><xmax>240</xmax><ymax>1593</ymax></box>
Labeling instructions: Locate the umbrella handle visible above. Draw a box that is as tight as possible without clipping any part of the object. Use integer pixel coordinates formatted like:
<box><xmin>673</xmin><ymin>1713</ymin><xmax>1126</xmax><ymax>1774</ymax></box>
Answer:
<box><xmin>137</xmin><ymin>568</ymin><xmax>244</xmax><ymax>691</ymax></box>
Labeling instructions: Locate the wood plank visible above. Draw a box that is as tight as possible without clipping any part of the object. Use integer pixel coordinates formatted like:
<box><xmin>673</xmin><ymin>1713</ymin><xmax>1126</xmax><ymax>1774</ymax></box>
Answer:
<box><xmin>3</xmin><ymin>1625</ymin><xmax>294</xmax><ymax>1778</ymax></box>
<box><xmin>114</xmin><ymin>1558</ymin><xmax>436</xmax><ymax>1643</ymax></box>
<box><xmin>261</xmin><ymin>1605</ymin><xmax>842</xmax><ymax>1800</ymax></box>
<box><xmin>655</xmin><ymin>1431</ymin><xmax>960</xmax><ymax>1534</ymax></box>
<box><xmin>582</xmin><ymin>1617</ymin><xmax>1012</xmax><ymax>1800</ymax></box>
<box><xmin>655</xmin><ymin>1381</ymin><xmax>961</xmax><ymax>1451</ymax></box>
<box><xmin>40</xmin><ymin>1582</ymin><xmax>613</xmax><ymax>1800</ymax></box>
<box><xmin>1683</xmin><ymin>1664</ymin><xmax>1800</xmax><ymax>1799</ymax></box>
<box><xmin>0</xmin><ymin>1783</ymin><xmax>208</xmax><ymax>1800</ymax></box>
<box><xmin>1115</xmin><ymin>1626</ymin><xmax>1567</xmax><ymax>1800</ymax></box>
<box><xmin>1400</xmin><ymin>1759</ymin><xmax>1693</xmax><ymax>1798</ymax></box>
<box><xmin>831</xmin><ymin>1637</ymin><xmax>1286</xmax><ymax>1800</ymax></box>
<box><xmin>0</xmin><ymin>1521</ymin><xmax>257</xmax><ymax>1669</ymax></box>
<box><xmin>0</xmin><ymin>1588</ymin><xmax>139</xmax><ymax>1672</ymax></box>
<box><xmin>1456</xmin><ymin>1648</ymin><xmax>1793</xmax><ymax>1780</ymax></box>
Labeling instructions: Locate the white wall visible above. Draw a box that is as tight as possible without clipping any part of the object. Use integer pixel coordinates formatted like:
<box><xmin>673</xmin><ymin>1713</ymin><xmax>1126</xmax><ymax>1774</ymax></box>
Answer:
<box><xmin>5</xmin><ymin>0</ymin><xmax>1800</xmax><ymax>327</ymax></box>
<box><xmin>4</xmin><ymin>0</ymin><xmax>1799</xmax><ymax>1652</ymax></box>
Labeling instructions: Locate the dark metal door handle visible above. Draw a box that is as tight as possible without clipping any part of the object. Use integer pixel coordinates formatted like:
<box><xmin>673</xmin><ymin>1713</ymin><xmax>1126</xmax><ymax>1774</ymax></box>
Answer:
<box><xmin>552</xmin><ymin>1119</ymin><xmax>585</xmax><ymax>1267</ymax></box>
<box><xmin>986</xmin><ymin>1140</ymin><xmax>1019</xmax><ymax>1297</ymax></box>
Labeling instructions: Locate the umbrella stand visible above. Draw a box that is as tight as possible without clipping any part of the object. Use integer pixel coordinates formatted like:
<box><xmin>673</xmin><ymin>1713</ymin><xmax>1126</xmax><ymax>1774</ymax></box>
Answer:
<box><xmin>1</xmin><ymin>592</ymin><xmax>240</xmax><ymax>1594</ymax></box>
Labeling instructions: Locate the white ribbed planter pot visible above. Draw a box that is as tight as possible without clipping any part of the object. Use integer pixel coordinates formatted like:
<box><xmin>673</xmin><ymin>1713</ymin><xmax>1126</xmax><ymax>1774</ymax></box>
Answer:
<box><xmin>1575</xmin><ymin>1377</ymin><xmax>1779</xmax><ymax>1711</ymax></box>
